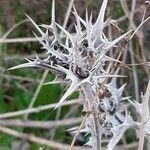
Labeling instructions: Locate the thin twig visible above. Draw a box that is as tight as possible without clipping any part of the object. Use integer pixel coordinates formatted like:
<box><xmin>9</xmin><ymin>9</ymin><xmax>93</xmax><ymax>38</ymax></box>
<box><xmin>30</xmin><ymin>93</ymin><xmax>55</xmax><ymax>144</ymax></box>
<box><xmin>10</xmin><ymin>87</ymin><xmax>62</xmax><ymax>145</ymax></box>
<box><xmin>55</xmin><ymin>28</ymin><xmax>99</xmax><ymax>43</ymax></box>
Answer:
<box><xmin>3</xmin><ymin>53</ymin><xmax>45</xmax><ymax>61</ymax></box>
<box><xmin>129</xmin><ymin>40</ymin><xmax>140</xmax><ymax>101</ymax></box>
<box><xmin>23</xmin><ymin>70</ymin><xmax>49</xmax><ymax>119</ymax></box>
<box><xmin>0</xmin><ymin>19</ymin><xmax>29</xmax><ymax>40</ymax></box>
<box><xmin>130</xmin><ymin>16</ymin><xmax>150</xmax><ymax>40</ymax></box>
<box><xmin>120</xmin><ymin>0</ymin><xmax>140</xmax><ymax>101</ymax></box>
<box><xmin>138</xmin><ymin>80</ymin><xmax>150</xmax><ymax>150</ymax></box>
<box><xmin>50</xmin><ymin>106</ymin><xmax>62</xmax><ymax>139</ymax></box>
<box><xmin>0</xmin><ymin>14</ymin><xmax>128</xmax><ymax>44</ymax></box>
<box><xmin>0</xmin><ymin>99</ymin><xmax>81</xmax><ymax>119</ymax></box>
<box><xmin>121</xmin><ymin>0</ymin><xmax>150</xmax><ymax>77</ymax></box>
<box><xmin>130</xmin><ymin>0</ymin><xmax>140</xmax><ymax>102</ymax></box>
<box><xmin>0</xmin><ymin>117</ymin><xmax>82</xmax><ymax>129</ymax></box>
<box><xmin>0</xmin><ymin>123</ymin><xmax>140</xmax><ymax>149</ymax></box>
<box><xmin>60</xmin><ymin>0</ymin><xmax>75</xmax><ymax>37</ymax></box>
<box><xmin>0</xmin><ymin>73</ymin><xmax>40</xmax><ymax>83</ymax></box>
<box><xmin>70</xmin><ymin>113</ymin><xmax>88</xmax><ymax>150</ymax></box>
<box><xmin>0</xmin><ymin>37</ymin><xmax>40</xmax><ymax>43</ymax></box>
<box><xmin>0</xmin><ymin>125</ymin><xmax>89</xmax><ymax>150</ymax></box>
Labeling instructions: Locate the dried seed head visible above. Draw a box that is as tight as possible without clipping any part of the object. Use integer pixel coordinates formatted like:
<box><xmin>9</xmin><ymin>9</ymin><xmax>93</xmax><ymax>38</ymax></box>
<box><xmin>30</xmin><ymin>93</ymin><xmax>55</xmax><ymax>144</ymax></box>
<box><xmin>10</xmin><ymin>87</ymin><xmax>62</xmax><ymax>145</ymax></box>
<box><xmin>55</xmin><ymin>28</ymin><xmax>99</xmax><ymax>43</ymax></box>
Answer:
<box><xmin>8</xmin><ymin>0</ymin><xmax>137</xmax><ymax>149</ymax></box>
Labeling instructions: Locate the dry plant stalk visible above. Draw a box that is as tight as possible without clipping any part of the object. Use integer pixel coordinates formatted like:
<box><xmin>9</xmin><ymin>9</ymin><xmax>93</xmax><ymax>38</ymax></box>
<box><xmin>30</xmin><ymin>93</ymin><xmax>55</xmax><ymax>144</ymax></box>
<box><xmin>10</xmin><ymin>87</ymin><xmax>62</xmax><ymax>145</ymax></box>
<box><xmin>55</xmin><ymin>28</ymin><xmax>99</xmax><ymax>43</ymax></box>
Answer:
<box><xmin>8</xmin><ymin>0</ymin><xmax>150</xmax><ymax>149</ymax></box>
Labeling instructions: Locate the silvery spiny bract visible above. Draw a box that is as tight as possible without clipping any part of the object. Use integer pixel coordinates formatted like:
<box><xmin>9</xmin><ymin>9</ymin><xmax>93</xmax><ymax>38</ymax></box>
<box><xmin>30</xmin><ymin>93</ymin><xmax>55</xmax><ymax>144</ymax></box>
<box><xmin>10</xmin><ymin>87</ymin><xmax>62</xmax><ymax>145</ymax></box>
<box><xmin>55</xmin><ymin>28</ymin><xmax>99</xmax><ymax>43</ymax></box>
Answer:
<box><xmin>10</xmin><ymin>0</ymin><xmax>131</xmax><ymax>109</ymax></box>
<box><xmin>9</xmin><ymin>0</ymin><xmax>149</xmax><ymax>149</ymax></box>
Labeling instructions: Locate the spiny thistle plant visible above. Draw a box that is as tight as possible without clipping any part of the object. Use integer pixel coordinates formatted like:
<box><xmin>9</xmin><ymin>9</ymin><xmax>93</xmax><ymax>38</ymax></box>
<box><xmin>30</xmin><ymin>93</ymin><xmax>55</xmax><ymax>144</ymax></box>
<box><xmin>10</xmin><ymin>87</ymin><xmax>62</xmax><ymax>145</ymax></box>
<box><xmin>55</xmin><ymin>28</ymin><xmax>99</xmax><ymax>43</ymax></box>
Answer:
<box><xmin>9</xmin><ymin>0</ymin><xmax>150</xmax><ymax>149</ymax></box>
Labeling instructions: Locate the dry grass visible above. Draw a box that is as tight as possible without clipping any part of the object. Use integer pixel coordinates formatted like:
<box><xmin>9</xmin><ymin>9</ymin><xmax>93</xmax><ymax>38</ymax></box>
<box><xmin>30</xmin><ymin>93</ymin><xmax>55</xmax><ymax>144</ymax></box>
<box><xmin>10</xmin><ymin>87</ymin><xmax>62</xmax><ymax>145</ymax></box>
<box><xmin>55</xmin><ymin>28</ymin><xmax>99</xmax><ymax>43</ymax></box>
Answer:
<box><xmin>0</xmin><ymin>0</ymin><xmax>150</xmax><ymax>149</ymax></box>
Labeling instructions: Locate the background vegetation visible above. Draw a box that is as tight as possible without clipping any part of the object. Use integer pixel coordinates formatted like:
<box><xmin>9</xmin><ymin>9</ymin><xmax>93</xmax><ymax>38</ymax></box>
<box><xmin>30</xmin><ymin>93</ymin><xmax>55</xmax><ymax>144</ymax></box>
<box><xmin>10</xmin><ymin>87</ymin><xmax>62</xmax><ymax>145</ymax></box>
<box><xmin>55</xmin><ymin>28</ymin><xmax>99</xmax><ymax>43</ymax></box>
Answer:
<box><xmin>0</xmin><ymin>0</ymin><xmax>149</xmax><ymax>149</ymax></box>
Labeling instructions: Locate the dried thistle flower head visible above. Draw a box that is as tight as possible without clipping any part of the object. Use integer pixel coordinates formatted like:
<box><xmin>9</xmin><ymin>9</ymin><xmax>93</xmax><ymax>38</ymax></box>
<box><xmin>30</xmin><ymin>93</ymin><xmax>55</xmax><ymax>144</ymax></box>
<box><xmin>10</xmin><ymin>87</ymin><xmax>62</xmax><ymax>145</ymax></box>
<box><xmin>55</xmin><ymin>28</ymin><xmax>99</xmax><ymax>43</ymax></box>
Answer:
<box><xmin>9</xmin><ymin>0</ymin><xmax>131</xmax><ymax>108</ymax></box>
<box><xmin>9</xmin><ymin>0</ymin><xmax>145</xmax><ymax>149</ymax></box>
